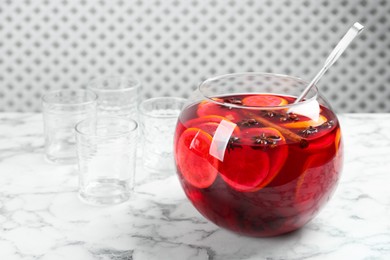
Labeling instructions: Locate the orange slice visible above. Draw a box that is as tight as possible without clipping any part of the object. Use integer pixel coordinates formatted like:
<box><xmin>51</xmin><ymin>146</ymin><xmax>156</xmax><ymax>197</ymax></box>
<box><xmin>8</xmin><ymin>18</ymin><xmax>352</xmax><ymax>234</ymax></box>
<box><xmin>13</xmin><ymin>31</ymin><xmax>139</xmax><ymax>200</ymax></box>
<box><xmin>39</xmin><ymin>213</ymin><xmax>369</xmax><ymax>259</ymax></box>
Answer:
<box><xmin>301</xmin><ymin>124</ymin><xmax>340</xmax><ymax>152</ymax></box>
<box><xmin>186</xmin><ymin>115</ymin><xmax>240</xmax><ymax>137</ymax></box>
<box><xmin>219</xmin><ymin>145</ymin><xmax>270</xmax><ymax>192</ymax></box>
<box><xmin>186</xmin><ymin>115</ymin><xmax>228</xmax><ymax>127</ymax></box>
<box><xmin>219</xmin><ymin>127</ymin><xmax>288</xmax><ymax>192</ymax></box>
<box><xmin>283</xmin><ymin>115</ymin><xmax>327</xmax><ymax>129</ymax></box>
<box><xmin>242</xmin><ymin>95</ymin><xmax>288</xmax><ymax>107</ymax></box>
<box><xmin>197</xmin><ymin>100</ymin><xmax>240</xmax><ymax>122</ymax></box>
<box><xmin>243</xmin><ymin>127</ymin><xmax>288</xmax><ymax>186</ymax></box>
<box><xmin>294</xmin><ymin>155</ymin><xmax>320</xmax><ymax>210</ymax></box>
<box><xmin>335</xmin><ymin>127</ymin><xmax>342</xmax><ymax>155</ymax></box>
<box><xmin>197</xmin><ymin>122</ymin><xmax>241</xmax><ymax>137</ymax></box>
<box><xmin>295</xmin><ymin>152</ymin><xmax>341</xmax><ymax>211</ymax></box>
<box><xmin>176</xmin><ymin>128</ymin><xmax>218</xmax><ymax>189</ymax></box>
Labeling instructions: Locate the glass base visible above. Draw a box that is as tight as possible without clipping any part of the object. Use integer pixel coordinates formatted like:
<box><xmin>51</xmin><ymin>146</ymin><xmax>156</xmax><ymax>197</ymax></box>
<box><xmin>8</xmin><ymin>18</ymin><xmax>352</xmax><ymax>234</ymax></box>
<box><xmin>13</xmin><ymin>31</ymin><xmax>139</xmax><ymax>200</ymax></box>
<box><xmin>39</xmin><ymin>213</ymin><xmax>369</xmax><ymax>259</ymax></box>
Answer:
<box><xmin>143</xmin><ymin>164</ymin><xmax>175</xmax><ymax>174</ymax></box>
<box><xmin>45</xmin><ymin>154</ymin><xmax>77</xmax><ymax>165</ymax></box>
<box><xmin>79</xmin><ymin>179</ymin><xmax>131</xmax><ymax>206</ymax></box>
<box><xmin>142</xmin><ymin>156</ymin><xmax>175</xmax><ymax>175</ymax></box>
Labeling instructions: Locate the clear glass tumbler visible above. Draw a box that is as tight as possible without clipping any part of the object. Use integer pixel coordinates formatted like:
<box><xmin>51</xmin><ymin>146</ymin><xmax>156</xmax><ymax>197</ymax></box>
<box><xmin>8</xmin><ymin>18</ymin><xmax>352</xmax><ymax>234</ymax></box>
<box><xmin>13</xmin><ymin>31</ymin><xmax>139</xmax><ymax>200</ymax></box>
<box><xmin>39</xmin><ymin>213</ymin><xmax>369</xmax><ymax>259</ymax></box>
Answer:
<box><xmin>42</xmin><ymin>89</ymin><xmax>97</xmax><ymax>164</ymax></box>
<box><xmin>139</xmin><ymin>97</ymin><xmax>187</xmax><ymax>173</ymax></box>
<box><xmin>75</xmin><ymin>116</ymin><xmax>138</xmax><ymax>206</ymax></box>
<box><xmin>87</xmin><ymin>75</ymin><xmax>141</xmax><ymax>120</ymax></box>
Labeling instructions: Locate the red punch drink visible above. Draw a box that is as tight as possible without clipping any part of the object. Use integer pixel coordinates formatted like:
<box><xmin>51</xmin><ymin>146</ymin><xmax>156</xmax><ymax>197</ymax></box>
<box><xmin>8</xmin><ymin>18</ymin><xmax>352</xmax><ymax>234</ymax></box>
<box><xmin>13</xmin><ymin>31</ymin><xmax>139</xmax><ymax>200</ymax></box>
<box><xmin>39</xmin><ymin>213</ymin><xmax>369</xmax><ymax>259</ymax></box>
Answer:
<box><xmin>173</xmin><ymin>74</ymin><xmax>343</xmax><ymax>237</ymax></box>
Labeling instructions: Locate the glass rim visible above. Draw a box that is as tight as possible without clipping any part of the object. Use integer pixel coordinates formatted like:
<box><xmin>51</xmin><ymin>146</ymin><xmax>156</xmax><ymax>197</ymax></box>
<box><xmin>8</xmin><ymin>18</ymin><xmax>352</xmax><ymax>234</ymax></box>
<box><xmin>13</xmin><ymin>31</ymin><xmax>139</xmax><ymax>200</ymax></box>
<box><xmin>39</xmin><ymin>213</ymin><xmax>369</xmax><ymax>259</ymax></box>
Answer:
<box><xmin>138</xmin><ymin>96</ymin><xmax>188</xmax><ymax>118</ymax></box>
<box><xmin>75</xmin><ymin>116</ymin><xmax>138</xmax><ymax>138</ymax></box>
<box><xmin>198</xmin><ymin>72</ymin><xmax>319</xmax><ymax>110</ymax></box>
<box><xmin>41</xmin><ymin>89</ymin><xmax>98</xmax><ymax>107</ymax></box>
<box><xmin>87</xmin><ymin>75</ymin><xmax>141</xmax><ymax>92</ymax></box>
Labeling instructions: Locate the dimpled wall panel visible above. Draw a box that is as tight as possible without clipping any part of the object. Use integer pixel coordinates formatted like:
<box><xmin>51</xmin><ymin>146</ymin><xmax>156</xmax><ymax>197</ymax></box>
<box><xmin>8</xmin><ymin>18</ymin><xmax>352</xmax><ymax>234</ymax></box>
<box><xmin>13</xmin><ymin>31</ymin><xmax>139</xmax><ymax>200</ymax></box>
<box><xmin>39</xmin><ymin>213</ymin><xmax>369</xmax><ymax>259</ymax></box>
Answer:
<box><xmin>0</xmin><ymin>0</ymin><xmax>389</xmax><ymax>112</ymax></box>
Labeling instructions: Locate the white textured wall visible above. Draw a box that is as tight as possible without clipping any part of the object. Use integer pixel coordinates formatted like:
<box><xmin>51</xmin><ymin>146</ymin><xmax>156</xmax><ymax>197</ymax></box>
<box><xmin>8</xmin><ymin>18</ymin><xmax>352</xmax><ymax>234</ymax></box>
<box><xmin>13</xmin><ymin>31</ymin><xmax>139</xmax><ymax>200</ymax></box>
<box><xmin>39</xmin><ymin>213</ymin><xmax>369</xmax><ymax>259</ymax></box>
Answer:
<box><xmin>0</xmin><ymin>0</ymin><xmax>388</xmax><ymax>112</ymax></box>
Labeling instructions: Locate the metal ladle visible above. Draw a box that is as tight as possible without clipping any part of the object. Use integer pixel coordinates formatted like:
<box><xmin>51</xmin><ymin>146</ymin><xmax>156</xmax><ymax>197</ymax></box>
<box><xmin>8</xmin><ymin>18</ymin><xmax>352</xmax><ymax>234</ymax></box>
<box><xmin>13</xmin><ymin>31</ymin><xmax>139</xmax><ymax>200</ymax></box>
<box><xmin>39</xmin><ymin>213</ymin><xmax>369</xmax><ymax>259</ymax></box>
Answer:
<box><xmin>294</xmin><ymin>22</ymin><xmax>365</xmax><ymax>103</ymax></box>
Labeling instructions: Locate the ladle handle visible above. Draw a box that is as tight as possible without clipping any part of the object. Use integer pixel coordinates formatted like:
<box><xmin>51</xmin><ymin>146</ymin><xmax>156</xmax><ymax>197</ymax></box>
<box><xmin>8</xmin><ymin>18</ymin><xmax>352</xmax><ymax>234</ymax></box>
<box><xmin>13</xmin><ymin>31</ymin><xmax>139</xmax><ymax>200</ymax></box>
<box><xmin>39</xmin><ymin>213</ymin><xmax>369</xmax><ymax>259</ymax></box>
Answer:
<box><xmin>294</xmin><ymin>22</ymin><xmax>365</xmax><ymax>104</ymax></box>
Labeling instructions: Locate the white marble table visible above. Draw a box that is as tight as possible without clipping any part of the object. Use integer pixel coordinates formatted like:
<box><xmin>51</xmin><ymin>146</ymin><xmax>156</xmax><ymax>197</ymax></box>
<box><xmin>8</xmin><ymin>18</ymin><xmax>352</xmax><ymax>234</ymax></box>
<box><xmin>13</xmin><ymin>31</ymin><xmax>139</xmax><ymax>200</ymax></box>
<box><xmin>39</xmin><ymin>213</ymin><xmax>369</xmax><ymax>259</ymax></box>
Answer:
<box><xmin>0</xmin><ymin>113</ymin><xmax>389</xmax><ymax>260</ymax></box>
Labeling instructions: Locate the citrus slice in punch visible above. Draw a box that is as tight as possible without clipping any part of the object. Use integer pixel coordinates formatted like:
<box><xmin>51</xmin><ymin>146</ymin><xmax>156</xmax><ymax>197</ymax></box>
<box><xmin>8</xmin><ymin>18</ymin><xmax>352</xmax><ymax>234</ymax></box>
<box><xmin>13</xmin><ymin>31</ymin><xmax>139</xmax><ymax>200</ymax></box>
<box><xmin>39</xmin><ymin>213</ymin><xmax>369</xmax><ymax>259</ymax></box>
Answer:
<box><xmin>196</xmin><ymin>122</ymin><xmax>241</xmax><ymax>137</ymax></box>
<box><xmin>282</xmin><ymin>114</ymin><xmax>327</xmax><ymax>129</ymax></box>
<box><xmin>335</xmin><ymin>127</ymin><xmax>342</xmax><ymax>155</ymax></box>
<box><xmin>176</xmin><ymin>128</ymin><xmax>218</xmax><ymax>189</ymax></box>
<box><xmin>219</xmin><ymin>144</ymin><xmax>270</xmax><ymax>192</ymax></box>
<box><xmin>197</xmin><ymin>99</ymin><xmax>240</xmax><ymax>122</ymax></box>
<box><xmin>219</xmin><ymin>127</ymin><xmax>287</xmax><ymax>192</ymax></box>
<box><xmin>294</xmin><ymin>152</ymin><xmax>341</xmax><ymax>211</ymax></box>
<box><xmin>186</xmin><ymin>115</ymin><xmax>228</xmax><ymax>127</ymax></box>
<box><xmin>303</xmin><ymin>127</ymin><xmax>337</xmax><ymax>153</ymax></box>
<box><xmin>242</xmin><ymin>95</ymin><xmax>288</xmax><ymax>107</ymax></box>
<box><xmin>241</xmin><ymin>127</ymin><xmax>288</xmax><ymax>189</ymax></box>
<box><xmin>186</xmin><ymin>115</ymin><xmax>241</xmax><ymax>137</ymax></box>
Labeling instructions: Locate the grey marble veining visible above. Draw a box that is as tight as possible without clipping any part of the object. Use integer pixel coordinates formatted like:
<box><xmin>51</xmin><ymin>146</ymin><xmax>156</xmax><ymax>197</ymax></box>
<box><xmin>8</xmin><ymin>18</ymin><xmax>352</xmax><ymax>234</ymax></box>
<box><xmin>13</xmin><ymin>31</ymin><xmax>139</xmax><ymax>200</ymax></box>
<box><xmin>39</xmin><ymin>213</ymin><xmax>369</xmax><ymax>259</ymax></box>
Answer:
<box><xmin>0</xmin><ymin>113</ymin><xmax>389</xmax><ymax>260</ymax></box>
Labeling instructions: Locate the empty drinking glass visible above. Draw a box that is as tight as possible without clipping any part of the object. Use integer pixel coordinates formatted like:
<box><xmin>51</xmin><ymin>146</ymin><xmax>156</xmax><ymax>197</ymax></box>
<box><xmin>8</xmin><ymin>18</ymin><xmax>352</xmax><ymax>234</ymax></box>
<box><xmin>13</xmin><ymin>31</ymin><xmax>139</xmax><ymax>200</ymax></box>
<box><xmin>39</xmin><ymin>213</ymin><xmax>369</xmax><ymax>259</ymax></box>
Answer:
<box><xmin>87</xmin><ymin>75</ymin><xmax>141</xmax><ymax>120</ymax></box>
<box><xmin>42</xmin><ymin>89</ymin><xmax>97</xmax><ymax>164</ymax></box>
<box><xmin>138</xmin><ymin>97</ymin><xmax>187</xmax><ymax>173</ymax></box>
<box><xmin>75</xmin><ymin>116</ymin><xmax>138</xmax><ymax>206</ymax></box>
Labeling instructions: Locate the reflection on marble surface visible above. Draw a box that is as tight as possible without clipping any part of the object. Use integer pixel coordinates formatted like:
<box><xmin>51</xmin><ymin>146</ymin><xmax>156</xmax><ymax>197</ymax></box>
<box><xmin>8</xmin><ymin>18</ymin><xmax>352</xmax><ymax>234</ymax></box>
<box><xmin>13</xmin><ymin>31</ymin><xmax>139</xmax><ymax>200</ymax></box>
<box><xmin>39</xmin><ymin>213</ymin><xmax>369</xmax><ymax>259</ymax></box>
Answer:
<box><xmin>0</xmin><ymin>113</ymin><xmax>389</xmax><ymax>260</ymax></box>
